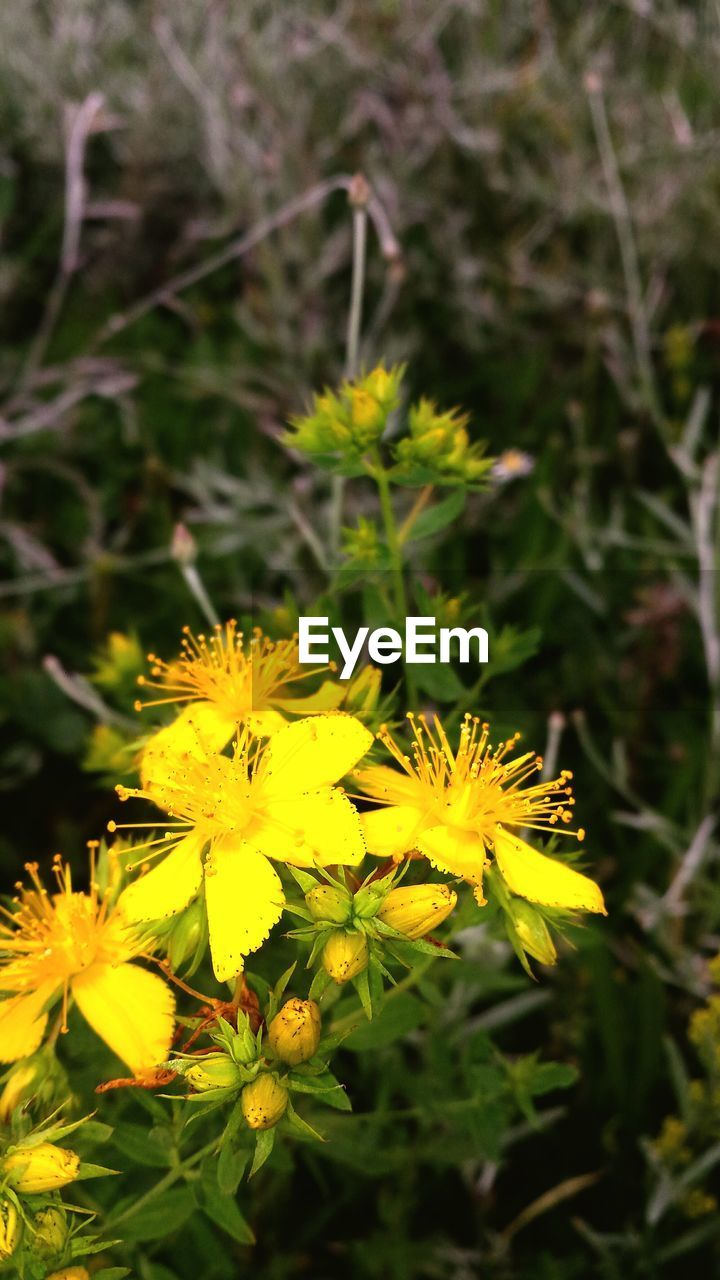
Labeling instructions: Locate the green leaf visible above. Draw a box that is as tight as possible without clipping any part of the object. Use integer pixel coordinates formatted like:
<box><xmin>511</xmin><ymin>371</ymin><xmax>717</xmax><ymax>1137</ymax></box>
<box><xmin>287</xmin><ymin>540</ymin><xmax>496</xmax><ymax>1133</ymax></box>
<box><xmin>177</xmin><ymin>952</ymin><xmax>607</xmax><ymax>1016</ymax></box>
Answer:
<box><xmin>406</xmin><ymin>487</ymin><xmax>466</xmax><ymax>540</ymax></box>
<box><xmin>248</xmin><ymin>1128</ymin><xmax>275</xmax><ymax>1179</ymax></box>
<box><xmin>414</xmin><ymin>661</ymin><xmax>467</xmax><ymax>700</ymax></box>
<box><xmin>112</xmin><ymin>1123</ymin><xmax>172</xmax><ymax>1169</ymax></box>
<box><xmin>92</xmin><ymin>1270</ymin><xmax>131</xmax><ymax>1280</ymax></box>
<box><xmin>202</xmin><ymin>1191</ymin><xmax>255</xmax><ymax>1244</ymax></box>
<box><xmin>217</xmin><ymin>1141</ymin><xmax>250</xmax><ymax>1196</ymax></box>
<box><xmin>121</xmin><ymin>1187</ymin><xmax>195</xmax><ymax>1242</ymax></box>
<box><xmin>346</xmin><ymin>993</ymin><xmax>425</xmax><ymax>1050</ymax></box>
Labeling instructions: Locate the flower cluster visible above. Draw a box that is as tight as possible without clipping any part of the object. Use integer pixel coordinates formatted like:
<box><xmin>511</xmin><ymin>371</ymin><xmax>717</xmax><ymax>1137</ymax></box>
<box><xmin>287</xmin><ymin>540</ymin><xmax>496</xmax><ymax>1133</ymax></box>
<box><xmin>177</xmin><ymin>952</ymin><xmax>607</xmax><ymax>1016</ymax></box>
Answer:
<box><xmin>0</xmin><ymin>1114</ymin><xmax>112</xmax><ymax>1274</ymax></box>
<box><xmin>284</xmin><ymin>365</ymin><xmax>404</xmax><ymax>469</ymax></box>
<box><xmin>392</xmin><ymin>398</ymin><xmax>491</xmax><ymax>487</ymax></box>
<box><xmin>1</xmin><ymin>621</ymin><xmax>606</xmax><ymax>1185</ymax></box>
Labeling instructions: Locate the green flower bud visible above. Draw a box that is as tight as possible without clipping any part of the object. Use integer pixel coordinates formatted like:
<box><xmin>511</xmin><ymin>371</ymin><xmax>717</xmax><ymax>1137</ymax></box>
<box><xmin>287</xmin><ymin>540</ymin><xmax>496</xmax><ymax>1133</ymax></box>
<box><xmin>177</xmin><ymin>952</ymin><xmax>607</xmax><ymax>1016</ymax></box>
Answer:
<box><xmin>352</xmin><ymin>883</ymin><xmax>387</xmax><ymax>920</ymax></box>
<box><xmin>344</xmin><ymin>665</ymin><xmax>382</xmax><ymax>718</ymax></box>
<box><xmin>0</xmin><ymin>1198</ymin><xmax>22</xmax><ymax>1262</ymax></box>
<box><xmin>241</xmin><ymin>1074</ymin><xmax>288</xmax><ymax>1130</ymax></box>
<box><xmin>167</xmin><ymin>897</ymin><xmax>208</xmax><ymax>972</ymax></box>
<box><xmin>32</xmin><ymin>1206</ymin><xmax>68</xmax><ymax>1259</ymax></box>
<box><xmin>306</xmin><ymin>884</ymin><xmax>352</xmax><ymax>925</ymax></box>
<box><xmin>231</xmin><ymin>1021</ymin><xmax>259</xmax><ymax>1066</ymax></box>
<box><xmin>509</xmin><ymin>900</ymin><xmax>557</xmax><ymax>966</ymax></box>
<box><xmin>3</xmin><ymin>1143</ymin><xmax>80</xmax><ymax>1193</ymax></box>
<box><xmin>377</xmin><ymin>883</ymin><xmax>457</xmax><ymax>939</ymax></box>
<box><xmin>267</xmin><ymin>999</ymin><xmax>321</xmax><ymax>1066</ymax></box>
<box><xmin>184</xmin><ymin>1054</ymin><xmax>243</xmax><ymax>1093</ymax></box>
<box><xmin>322</xmin><ymin>930</ymin><xmax>368</xmax><ymax>983</ymax></box>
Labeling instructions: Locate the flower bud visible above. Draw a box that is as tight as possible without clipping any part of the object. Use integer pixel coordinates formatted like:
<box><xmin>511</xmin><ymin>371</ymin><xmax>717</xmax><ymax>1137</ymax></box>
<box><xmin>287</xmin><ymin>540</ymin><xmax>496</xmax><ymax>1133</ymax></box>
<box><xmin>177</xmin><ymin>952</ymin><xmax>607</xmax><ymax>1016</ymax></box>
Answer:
<box><xmin>509</xmin><ymin>900</ymin><xmax>557</xmax><ymax>966</ymax></box>
<box><xmin>241</xmin><ymin>1074</ymin><xmax>288</xmax><ymax>1130</ymax></box>
<box><xmin>322</xmin><ymin>930</ymin><xmax>368</xmax><ymax>983</ymax></box>
<box><xmin>3</xmin><ymin>1142</ymin><xmax>80</xmax><ymax>1193</ymax></box>
<box><xmin>344</xmin><ymin>665</ymin><xmax>381</xmax><ymax>719</ymax></box>
<box><xmin>46</xmin><ymin>1269</ymin><xmax>90</xmax><ymax>1280</ymax></box>
<box><xmin>0</xmin><ymin>1059</ymin><xmax>39</xmax><ymax>1121</ymax></box>
<box><xmin>305</xmin><ymin>884</ymin><xmax>352</xmax><ymax>925</ymax></box>
<box><xmin>167</xmin><ymin>897</ymin><xmax>208</xmax><ymax>972</ymax></box>
<box><xmin>352</xmin><ymin>882</ymin><xmax>387</xmax><ymax>920</ymax></box>
<box><xmin>0</xmin><ymin>1199</ymin><xmax>22</xmax><ymax>1262</ymax></box>
<box><xmin>231</xmin><ymin>1021</ymin><xmax>259</xmax><ymax>1067</ymax></box>
<box><xmin>32</xmin><ymin>1206</ymin><xmax>68</xmax><ymax>1258</ymax></box>
<box><xmin>377</xmin><ymin>884</ymin><xmax>457</xmax><ymax>939</ymax></box>
<box><xmin>267</xmin><ymin>999</ymin><xmax>321</xmax><ymax>1066</ymax></box>
<box><xmin>184</xmin><ymin>1054</ymin><xmax>243</xmax><ymax>1093</ymax></box>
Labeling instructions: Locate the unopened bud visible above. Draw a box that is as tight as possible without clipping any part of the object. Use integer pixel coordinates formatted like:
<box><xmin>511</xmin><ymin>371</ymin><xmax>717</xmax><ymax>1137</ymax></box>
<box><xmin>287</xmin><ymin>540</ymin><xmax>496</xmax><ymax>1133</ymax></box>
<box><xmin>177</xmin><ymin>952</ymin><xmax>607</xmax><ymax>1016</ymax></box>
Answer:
<box><xmin>322</xmin><ymin>930</ymin><xmax>368</xmax><ymax>983</ymax></box>
<box><xmin>509</xmin><ymin>900</ymin><xmax>557</xmax><ymax>966</ymax></box>
<box><xmin>377</xmin><ymin>883</ymin><xmax>457</xmax><ymax>939</ymax></box>
<box><xmin>0</xmin><ymin>1199</ymin><xmax>22</xmax><ymax>1262</ymax></box>
<box><xmin>231</xmin><ymin>1020</ymin><xmax>259</xmax><ymax>1067</ymax></box>
<box><xmin>184</xmin><ymin>1054</ymin><xmax>243</xmax><ymax>1093</ymax></box>
<box><xmin>3</xmin><ymin>1142</ymin><xmax>80</xmax><ymax>1193</ymax></box>
<box><xmin>46</xmin><ymin>1270</ymin><xmax>90</xmax><ymax>1280</ymax></box>
<box><xmin>32</xmin><ymin>1206</ymin><xmax>68</xmax><ymax>1258</ymax></box>
<box><xmin>352</xmin><ymin>882</ymin><xmax>387</xmax><ymax>920</ymax></box>
<box><xmin>267</xmin><ymin>999</ymin><xmax>321</xmax><ymax>1066</ymax></box>
<box><xmin>306</xmin><ymin>884</ymin><xmax>352</xmax><ymax>925</ymax></box>
<box><xmin>241</xmin><ymin>1074</ymin><xmax>288</xmax><ymax>1130</ymax></box>
<box><xmin>0</xmin><ymin>1059</ymin><xmax>39</xmax><ymax>1121</ymax></box>
<box><xmin>170</xmin><ymin>522</ymin><xmax>197</xmax><ymax>566</ymax></box>
<box><xmin>344</xmin><ymin>665</ymin><xmax>381</xmax><ymax>718</ymax></box>
<box><xmin>167</xmin><ymin>897</ymin><xmax>208</xmax><ymax>972</ymax></box>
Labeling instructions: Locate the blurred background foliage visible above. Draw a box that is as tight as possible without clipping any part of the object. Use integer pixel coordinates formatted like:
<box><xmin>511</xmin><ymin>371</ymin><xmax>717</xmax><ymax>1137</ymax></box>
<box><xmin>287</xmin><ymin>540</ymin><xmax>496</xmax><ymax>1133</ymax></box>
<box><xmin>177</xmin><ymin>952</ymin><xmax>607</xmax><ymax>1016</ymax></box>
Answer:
<box><xmin>1</xmin><ymin>1</ymin><xmax>720</xmax><ymax>1276</ymax></box>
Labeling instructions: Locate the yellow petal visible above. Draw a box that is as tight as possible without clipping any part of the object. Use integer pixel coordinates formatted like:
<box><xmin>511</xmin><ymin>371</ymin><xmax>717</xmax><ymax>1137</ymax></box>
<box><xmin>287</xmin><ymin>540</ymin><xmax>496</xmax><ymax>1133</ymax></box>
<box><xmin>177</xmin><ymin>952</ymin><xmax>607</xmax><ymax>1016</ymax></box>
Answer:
<box><xmin>72</xmin><ymin>962</ymin><xmax>175</xmax><ymax>1076</ymax></box>
<box><xmin>259</xmin><ymin>714</ymin><xmax>373</xmax><ymax>796</ymax></box>
<box><xmin>354</xmin><ymin>764</ymin><xmax>424</xmax><ymax>808</ymax></box>
<box><xmin>417</xmin><ymin>824</ymin><xmax>485</xmax><ymax>886</ymax></box>
<box><xmin>141</xmin><ymin>702</ymin><xmax>234</xmax><ymax>788</ymax></box>
<box><xmin>361</xmin><ymin>805</ymin><xmax>425</xmax><ymax>858</ymax></box>
<box><xmin>118</xmin><ymin>832</ymin><xmax>204</xmax><ymax>924</ymax></box>
<box><xmin>492</xmin><ymin>829</ymin><xmax>606</xmax><ymax>913</ymax></box>
<box><xmin>252</xmin><ymin>788</ymin><xmax>366</xmax><ymax>867</ymax></box>
<box><xmin>204</xmin><ymin>837</ymin><xmax>285</xmax><ymax>980</ymax></box>
<box><xmin>245</xmin><ymin>708</ymin><xmax>287</xmax><ymax>736</ymax></box>
<box><xmin>0</xmin><ymin>982</ymin><xmax>58</xmax><ymax>1063</ymax></box>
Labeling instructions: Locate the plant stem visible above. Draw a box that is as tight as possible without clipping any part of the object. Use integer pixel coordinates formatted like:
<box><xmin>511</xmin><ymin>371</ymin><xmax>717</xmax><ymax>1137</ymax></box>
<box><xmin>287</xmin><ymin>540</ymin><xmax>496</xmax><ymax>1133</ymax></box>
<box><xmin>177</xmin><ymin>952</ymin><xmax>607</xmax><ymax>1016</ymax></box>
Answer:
<box><xmin>398</xmin><ymin>485</ymin><xmax>434</xmax><ymax>544</ymax></box>
<box><xmin>371</xmin><ymin>455</ymin><xmax>419</xmax><ymax>707</ymax></box>
<box><xmin>105</xmin><ymin>1139</ymin><xmax>218</xmax><ymax>1229</ymax></box>
<box><xmin>329</xmin><ymin>197</ymin><xmax>369</xmax><ymax>562</ymax></box>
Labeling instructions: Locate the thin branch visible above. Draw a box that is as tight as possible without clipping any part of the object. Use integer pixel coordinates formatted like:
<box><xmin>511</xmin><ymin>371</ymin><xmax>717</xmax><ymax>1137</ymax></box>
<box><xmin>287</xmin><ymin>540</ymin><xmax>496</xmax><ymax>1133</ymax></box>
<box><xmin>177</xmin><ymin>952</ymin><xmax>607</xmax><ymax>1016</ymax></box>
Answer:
<box><xmin>20</xmin><ymin>92</ymin><xmax>105</xmax><ymax>386</ymax></box>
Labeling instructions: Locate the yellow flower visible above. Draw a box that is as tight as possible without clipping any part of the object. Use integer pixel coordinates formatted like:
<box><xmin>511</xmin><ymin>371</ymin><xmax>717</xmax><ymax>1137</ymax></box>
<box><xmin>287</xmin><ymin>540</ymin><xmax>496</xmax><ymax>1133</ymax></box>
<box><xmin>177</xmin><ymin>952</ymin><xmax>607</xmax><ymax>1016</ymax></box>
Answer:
<box><xmin>356</xmin><ymin>714</ymin><xmax>605</xmax><ymax>915</ymax></box>
<box><xmin>3</xmin><ymin>1142</ymin><xmax>79</xmax><ymax>1193</ymax></box>
<box><xmin>0</xmin><ymin>855</ymin><xmax>174</xmax><ymax>1077</ymax></box>
<box><xmin>137</xmin><ymin>623</ymin><xmax>344</xmax><ymax>774</ymax></box>
<box><xmin>116</xmin><ymin>713</ymin><xmax>373</xmax><ymax>981</ymax></box>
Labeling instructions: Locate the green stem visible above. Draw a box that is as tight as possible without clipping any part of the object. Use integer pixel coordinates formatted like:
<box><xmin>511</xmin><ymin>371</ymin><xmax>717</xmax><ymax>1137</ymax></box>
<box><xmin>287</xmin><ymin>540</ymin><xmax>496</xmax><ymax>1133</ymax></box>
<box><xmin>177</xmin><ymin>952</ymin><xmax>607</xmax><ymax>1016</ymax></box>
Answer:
<box><xmin>371</xmin><ymin>455</ymin><xmax>419</xmax><ymax>708</ymax></box>
<box><xmin>330</xmin><ymin>202</ymin><xmax>369</xmax><ymax>563</ymax></box>
<box><xmin>105</xmin><ymin>1138</ymin><xmax>217</xmax><ymax>1230</ymax></box>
